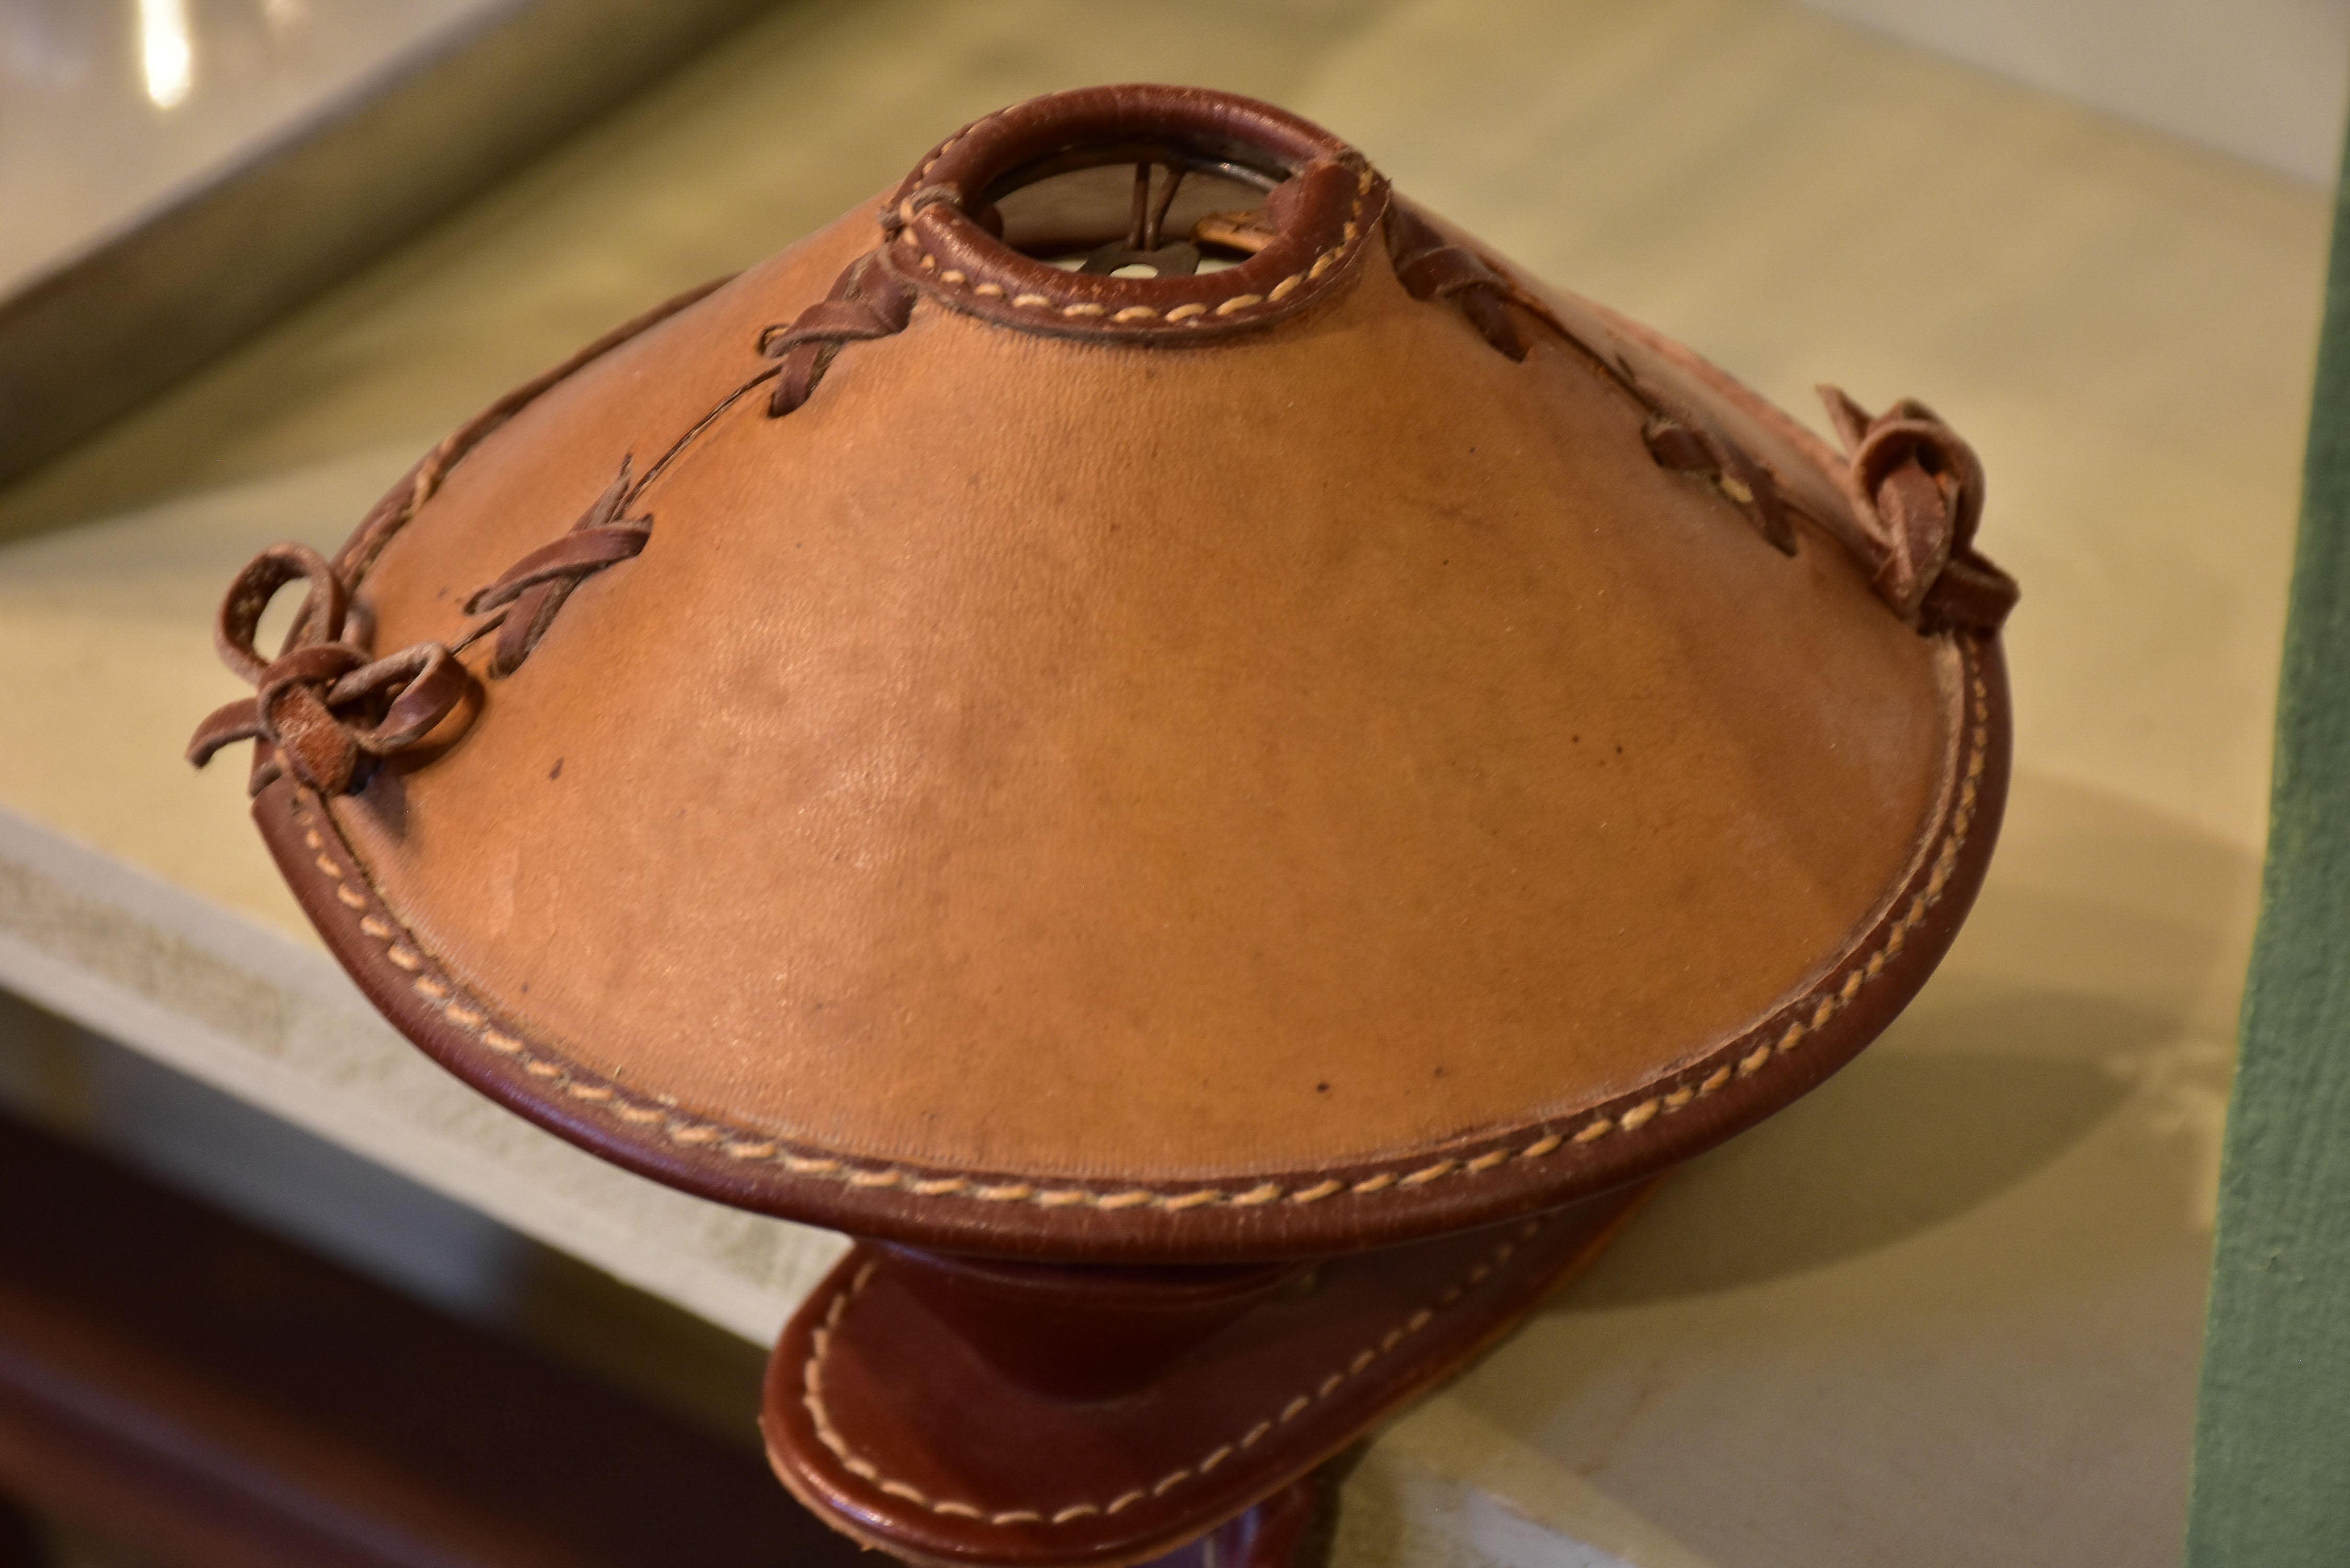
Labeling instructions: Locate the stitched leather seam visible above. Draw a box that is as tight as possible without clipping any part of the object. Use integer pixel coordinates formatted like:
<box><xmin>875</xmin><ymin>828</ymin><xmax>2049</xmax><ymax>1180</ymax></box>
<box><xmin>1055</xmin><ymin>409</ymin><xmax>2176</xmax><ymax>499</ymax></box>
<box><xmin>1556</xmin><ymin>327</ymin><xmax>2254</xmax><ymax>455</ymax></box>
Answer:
<box><xmin>891</xmin><ymin>103</ymin><xmax>1377</xmax><ymax>332</ymax></box>
<box><xmin>897</xmin><ymin>168</ymin><xmax>1371</xmax><ymax>328</ymax></box>
<box><xmin>291</xmin><ymin>651</ymin><xmax>1989</xmax><ymax>1210</ymax></box>
<box><xmin>798</xmin><ymin>1216</ymin><xmax>1550</xmax><ymax>1528</ymax></box>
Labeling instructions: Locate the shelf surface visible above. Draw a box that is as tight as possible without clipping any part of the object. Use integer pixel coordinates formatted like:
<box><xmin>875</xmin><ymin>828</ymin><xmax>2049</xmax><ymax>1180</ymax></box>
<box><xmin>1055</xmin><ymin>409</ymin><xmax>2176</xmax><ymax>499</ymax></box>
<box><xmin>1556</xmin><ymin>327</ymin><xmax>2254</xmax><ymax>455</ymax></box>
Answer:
<box><xmin>0</xmin><ymin>1</ymin><xmax>2325</xmax><ymax>1563</ymax></box>
<box><xmin>0</xmin><ymin>0</ymin><xmax>487</xmax><ymax>297</ymax></box>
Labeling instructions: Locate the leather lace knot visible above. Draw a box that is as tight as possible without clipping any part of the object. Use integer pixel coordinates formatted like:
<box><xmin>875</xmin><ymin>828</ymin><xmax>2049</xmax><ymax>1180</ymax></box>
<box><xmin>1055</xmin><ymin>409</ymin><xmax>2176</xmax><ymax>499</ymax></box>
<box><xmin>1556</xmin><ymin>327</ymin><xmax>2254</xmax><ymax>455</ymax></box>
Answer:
<box><xmin>187</xmin><ymin>544</ymin><xmax>470</xmax><ymax>796</ymax></box>
<box><xmin>1821</xmin><ymin>387</ymin><xmax>2017</xmax><ymax>633</ymax></box>
<box><xmin>762</xmin><ymin>251</ymin><xmax>915</xmax><ymax>417</ymax></box>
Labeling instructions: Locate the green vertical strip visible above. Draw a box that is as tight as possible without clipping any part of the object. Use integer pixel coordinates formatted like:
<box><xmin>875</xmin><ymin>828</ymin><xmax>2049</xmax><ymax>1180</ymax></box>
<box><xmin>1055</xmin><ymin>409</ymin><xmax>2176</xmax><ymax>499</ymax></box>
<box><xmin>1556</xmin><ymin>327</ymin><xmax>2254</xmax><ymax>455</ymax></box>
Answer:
<box><xmin>2185</xmin><ymin>118</ymin><xmax>2350</xmax><ymax>1567</ymax></box>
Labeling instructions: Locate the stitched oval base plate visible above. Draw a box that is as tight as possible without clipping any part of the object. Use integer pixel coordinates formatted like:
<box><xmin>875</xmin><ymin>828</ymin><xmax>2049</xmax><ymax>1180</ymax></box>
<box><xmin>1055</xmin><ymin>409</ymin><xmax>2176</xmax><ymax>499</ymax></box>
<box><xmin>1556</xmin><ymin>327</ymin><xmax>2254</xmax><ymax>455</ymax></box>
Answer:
<box><xmin>761</xmin><ymin>1184</ymin><xmax>1651</xmax><ymax>1568</ymax></box>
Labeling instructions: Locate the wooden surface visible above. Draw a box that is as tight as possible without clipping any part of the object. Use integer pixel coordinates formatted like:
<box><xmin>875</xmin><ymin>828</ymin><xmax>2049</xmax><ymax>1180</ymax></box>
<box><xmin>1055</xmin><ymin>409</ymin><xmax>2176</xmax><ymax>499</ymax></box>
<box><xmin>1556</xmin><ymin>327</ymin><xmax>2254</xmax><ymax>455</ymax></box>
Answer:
<box><xmin>2185</xmin><ymin>116</ymin><xmax>2350</xmax><ymax>1568</ymax></box>
<box><xmin>0</xmin><ymin>1</ymin><xmax>2329</xmax><ymax>1563</ymax></box>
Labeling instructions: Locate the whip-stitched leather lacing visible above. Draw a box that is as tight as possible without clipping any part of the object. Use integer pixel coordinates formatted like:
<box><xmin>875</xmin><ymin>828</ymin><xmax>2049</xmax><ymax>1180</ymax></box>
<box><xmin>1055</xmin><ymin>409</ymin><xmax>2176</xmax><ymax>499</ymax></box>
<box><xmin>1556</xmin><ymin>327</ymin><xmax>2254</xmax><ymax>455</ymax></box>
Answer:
<box><xmin>1641</xmin><ymin>406</ymin><xmax>1796</xmax><ymax>555</ymax></box>
<box><xmin>187</xmin><ymin>544</ymin><xmax>469</xmax><ymax>796</ymax></box>
<box><xmin>462</xmin><ymin>458</ymin><xmax>651</xmax><ymax>677</ymax></box>
<box><xmin>1382</xmin><ymin>204</ymin><xmax>2015</xmax><ymax>631</ymax></box>
<box><xmin>1820</xmin><ymin>387</ymin><xmax>2017</xmax><ymax>632</ymax></box>
<box><xmin>1384</xmin><ymin>203</ymin><xmax>1528</xmax><ymax>361</ymax></box>
<box><xmin>763</xmin><ymin>250</ymin><xmax>916</xmax><ymax>417</ymax></box>
<box><xmin>1386</xmin><ymin>204</ymin><xmax>1801</xmax><ymax>556</ymax></box>
<box><xmin>192</xmin><ymin>253</ymin><xmax>914</xmax><ymax>795</ymax></box>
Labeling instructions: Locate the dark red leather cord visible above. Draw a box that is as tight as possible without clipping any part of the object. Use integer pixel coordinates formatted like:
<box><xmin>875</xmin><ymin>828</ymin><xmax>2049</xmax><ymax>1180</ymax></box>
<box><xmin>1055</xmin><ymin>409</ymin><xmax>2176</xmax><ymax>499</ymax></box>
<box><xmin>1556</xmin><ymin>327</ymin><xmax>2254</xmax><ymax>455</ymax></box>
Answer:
<box><xmin>464</xmin><ymin>460</ymin><xmax>651</xmax><ymax>676</ymax></box>
<box><xmin>1383</xmin><ymin>202</ymin><xmax>2014</xmax><ymax>634</ymax></box>
<box><xmin>187</xmin><ymin>544</ymin><xmax>469</xmax><ymax>795</ymax></box>
<box><xmin>1641</xmin><ymin>407</ymin><xmax>1796</xmax><ymax>556</ymax></box>
<box><xmin>190</xmin><ymin>464</ymin><xmax>651</xmax><ymax>794</ymax></box>
<box><xmin>1388</xmin><ymin>203</ymin><xmax>1799</xmax><ymax>559</ymax></box>
<box><xmin>188</xmin><ymin>255</ymin><xmax>908</xmax><ymax>794</ymax></box>
<box><xmin>1384</xmin><ymin>204</ymin><xmax>1528</xmax><ymax>362</ymax></box>
<box><xmin>762</xmin><ymin>251</ymin><xmax>915</xmax><ymax>417</ymax></box>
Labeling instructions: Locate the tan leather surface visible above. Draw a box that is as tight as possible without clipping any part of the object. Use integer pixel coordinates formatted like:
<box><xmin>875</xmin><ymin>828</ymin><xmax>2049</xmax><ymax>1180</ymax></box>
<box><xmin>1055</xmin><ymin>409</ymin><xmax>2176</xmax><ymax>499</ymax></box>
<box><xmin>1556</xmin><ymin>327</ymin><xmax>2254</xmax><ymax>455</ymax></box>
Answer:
<box><xmin>328</xmin><ymin>172</ymin><xmax>1950</xmax><ymax>1185</ymax></box>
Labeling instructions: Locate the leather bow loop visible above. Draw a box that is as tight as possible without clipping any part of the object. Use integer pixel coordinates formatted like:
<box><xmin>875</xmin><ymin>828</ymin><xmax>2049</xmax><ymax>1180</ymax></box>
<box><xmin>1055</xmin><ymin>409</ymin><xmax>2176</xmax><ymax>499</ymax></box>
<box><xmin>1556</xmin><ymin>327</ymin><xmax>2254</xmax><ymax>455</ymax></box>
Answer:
<box><xmin>1821</xmin><ymin>386</ymin><xmax>2015</xmax><ymax>633</ymax></box>
<box><xmin>212</xmin><ymin>541</ymin><xmax>347</xmax><ymax>684</ymax></box>
<box><xmin>188</xmin><ymin>543</ymin><xmax>470</xmax><ymax>796</ymax></box>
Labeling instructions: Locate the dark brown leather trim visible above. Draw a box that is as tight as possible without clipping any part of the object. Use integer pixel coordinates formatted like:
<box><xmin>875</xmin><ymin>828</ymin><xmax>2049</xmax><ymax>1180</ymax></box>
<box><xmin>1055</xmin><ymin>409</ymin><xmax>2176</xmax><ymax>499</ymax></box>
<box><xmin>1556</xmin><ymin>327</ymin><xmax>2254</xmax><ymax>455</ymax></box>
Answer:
<box><xmin>881</xmin><ymin>85</ymin><xmax>1387</xmax><ymax>342</ymax></box>
<box><xmin>254</xmin><ymin>633</ymin><xmax>2009</xmax><ymax>1263</ymax></box>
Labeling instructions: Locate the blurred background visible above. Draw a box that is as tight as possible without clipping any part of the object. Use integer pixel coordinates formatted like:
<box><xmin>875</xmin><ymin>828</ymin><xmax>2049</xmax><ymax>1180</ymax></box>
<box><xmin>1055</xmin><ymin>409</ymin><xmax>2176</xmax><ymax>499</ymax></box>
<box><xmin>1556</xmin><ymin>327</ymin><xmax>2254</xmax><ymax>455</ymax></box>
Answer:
<box><xmin>1</xmin><ymin>2</ymin><xmax>2343</xmax><ymax>1565</ymax></box>
<box><xmin>5</xmin><ymin>0</ymin><xmax>2346</xmax><ymax>485</ymax></box>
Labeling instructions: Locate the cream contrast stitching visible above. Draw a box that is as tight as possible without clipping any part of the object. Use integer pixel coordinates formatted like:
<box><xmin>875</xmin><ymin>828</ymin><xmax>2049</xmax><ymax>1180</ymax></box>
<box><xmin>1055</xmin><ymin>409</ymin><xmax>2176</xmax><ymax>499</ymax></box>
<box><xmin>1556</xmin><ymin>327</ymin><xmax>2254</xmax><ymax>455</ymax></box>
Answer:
<box><xmin>799</xmin><ymin>1217</ymin><xmax>1548</xmax><ymax>1529</ymax></box>
<box><xmin>293</xmin><ymin>651</ymin><xmax>1990</xmax><ymax>1213</ymax></box>
<box><xmin>908</xmin><ymin>180</ymin><xmax>1373</xmax><ymax>328</ymax></box>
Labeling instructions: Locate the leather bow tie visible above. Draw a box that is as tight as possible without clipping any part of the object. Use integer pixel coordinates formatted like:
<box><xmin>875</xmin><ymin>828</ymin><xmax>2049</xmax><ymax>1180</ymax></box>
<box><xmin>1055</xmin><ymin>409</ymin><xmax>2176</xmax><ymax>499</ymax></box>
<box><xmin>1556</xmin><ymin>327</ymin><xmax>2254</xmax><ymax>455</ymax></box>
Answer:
<box><xmin>186</xmin><ymin>543</ymin><xmax>469</xmax><ymax>796</ymax></box>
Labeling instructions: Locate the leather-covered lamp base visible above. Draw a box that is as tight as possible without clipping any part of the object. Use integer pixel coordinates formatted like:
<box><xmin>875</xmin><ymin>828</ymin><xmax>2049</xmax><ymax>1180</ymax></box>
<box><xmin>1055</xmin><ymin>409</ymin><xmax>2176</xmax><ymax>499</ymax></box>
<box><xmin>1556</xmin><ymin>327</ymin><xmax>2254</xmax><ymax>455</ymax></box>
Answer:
<box><xmin>763</xmin><ymin>1184</ymin><xmax>1652</xmax><ymax>1567</ymax></box>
